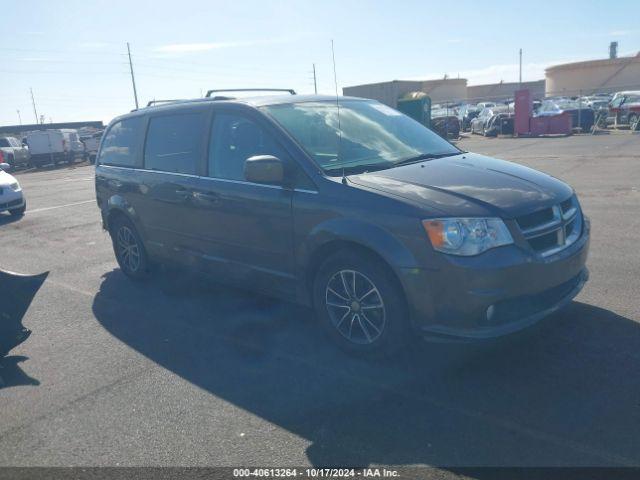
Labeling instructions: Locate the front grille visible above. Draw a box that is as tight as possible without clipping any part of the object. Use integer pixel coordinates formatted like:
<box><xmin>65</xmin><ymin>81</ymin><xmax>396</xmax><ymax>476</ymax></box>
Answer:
<box><xmin>0</xmin><ymin>198</ymin><xmax>22</xmax><ymax>209</ymax></box>
<box><xmin>516</xmin><ymin>196</ymin><xmax>582</xmax><ymax>257</ymax></box>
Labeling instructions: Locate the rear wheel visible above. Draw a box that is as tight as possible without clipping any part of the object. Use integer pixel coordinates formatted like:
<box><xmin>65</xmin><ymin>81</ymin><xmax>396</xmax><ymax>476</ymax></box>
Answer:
<box><xmin>630</xmin><ymin>114</ymin><xmax>639</xmax><ymax>131</ymax></box>
<box><xmin>313</xmin><ymin>250</ymin><xmax>409</xmax><ymax>356</ymax></box>
<box><xmin>110</xmin><ymin>216</ymin><xmax>150</xmax><ymax>280</ymax></box>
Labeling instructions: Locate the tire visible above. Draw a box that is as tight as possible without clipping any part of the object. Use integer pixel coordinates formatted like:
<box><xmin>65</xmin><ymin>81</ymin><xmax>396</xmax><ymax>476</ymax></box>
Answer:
<box><xmin>9</xmin><ymin>201</ymin><xmax>26</xmax><ymax>217</ymax></box>
<box><xmin>630</xmin><ymin>114</ymin><xmax>639</xmax><ymax>131</ymax></box>
<box><xmin>110</xmin><ymin>215</ymin><xmax>150</xmax><ymax>280</ymax></box>
<box><xmin>313</xmin><ymin>249</ymin><xmax>409</xmax><ymax>356</ymax></box>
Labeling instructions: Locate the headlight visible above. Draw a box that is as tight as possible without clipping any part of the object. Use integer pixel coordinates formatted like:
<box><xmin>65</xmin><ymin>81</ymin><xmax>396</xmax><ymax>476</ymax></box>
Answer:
<box><xmin>422</xmin><ymin>217</ymin><xmax>514</xmax><ymax>256</ymax></box>
<box><xmin>9</xmin><ymin>182</ymin><xmax>21</xmax><ymax>192</ymax></box>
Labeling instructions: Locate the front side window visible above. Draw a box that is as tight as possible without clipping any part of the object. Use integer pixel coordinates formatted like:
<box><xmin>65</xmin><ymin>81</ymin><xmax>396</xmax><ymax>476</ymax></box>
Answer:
<box><xmin>208</xmin><ymin>113</ymin><xmax>287</xmax><ymax>181</ymax></box>
<box><xmin>98</xmin><ymin>117</ymin><xmax>144</xmax><ymax>167</ymax></box>
<box><xmin>144</xmin><ymin>112</ymin><xmax>206</xmax><ymax>175</ymax></box>
<box><xmin>263</xmin><ymin>100</ymin><xmax>459</xmax><ymax>176</ymax></box>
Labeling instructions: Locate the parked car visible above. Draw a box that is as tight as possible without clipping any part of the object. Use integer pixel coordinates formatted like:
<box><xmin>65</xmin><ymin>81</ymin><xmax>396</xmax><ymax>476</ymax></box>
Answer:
<box><xmin>536</xmin><ymin>99</ymin><xmax>595</xmax><ymax>132</ymax></box>
<box><xmin>0</xmin><ymin>160</ymin><xmax>26</xmax><ymax>216</ymax></box>
<box><xmin>0</xmin><ymin>136</ymin><xmax>30</xmax><ymax>169</ymax></box>
<box><xmin>25</xmin><ymin>130</ymin><xmax>69</xmax><ymax>167</ymax></box>
<box><xmin>95</xmin><ymin>94</ymin><xmax>589</xmax><ymax>355</ymax></box>
<box><xmin>430</xmin><ymin>106</ymin><xmax>460</xmax><ymax>138</ymax></box>
<box><xmin>80</xmin><ymin>130</ymin><xmax>104</xmax><ymax>162</ymax></box>
<box><xmin>470</xmin><ymin>106</ymin><xmax>514</xmax><ymax>136</ymax></box>
<box><xmin>476</xmin><ymin>102</ymin><xmax>497</xmax><ymax>110</ymax></box>
<box><xmin>608</xmin><ymin>91</ymin><xmax>640</xmax><ymax>130</ymax></box>
<box><xmin>457</xmin><ymin>104</ymin><xmax>479</xmax><ymax>132</ymax></box>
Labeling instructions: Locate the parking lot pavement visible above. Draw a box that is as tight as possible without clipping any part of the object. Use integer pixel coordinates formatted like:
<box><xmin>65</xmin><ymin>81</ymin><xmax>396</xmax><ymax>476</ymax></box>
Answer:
<box><xmin>0</xmin><ymin>134</ymin><xmax>639</xmax><ymax>468</ymax></box>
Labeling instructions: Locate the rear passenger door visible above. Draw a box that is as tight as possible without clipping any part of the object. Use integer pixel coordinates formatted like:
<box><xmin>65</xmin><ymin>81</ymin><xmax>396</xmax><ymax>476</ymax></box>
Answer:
<box><xmin>192</xmin><ymin>108</ymin><xmax>296</xmax><ymax>298</ymax></box>
<box><xmin>137</xmin><ymin>108</ymin><xmax>209</xmax><ymax>260</ymax></box>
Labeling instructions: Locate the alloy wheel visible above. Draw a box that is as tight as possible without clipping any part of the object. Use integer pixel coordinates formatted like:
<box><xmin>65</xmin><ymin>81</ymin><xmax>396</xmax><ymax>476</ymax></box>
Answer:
<box><xmin>116</xmin><ymin>225</ymin><xmax>141</xmax><ymax>273</ymax></box>
<box><xmin>325</xmin><ymin>269</ymin><xmax>386</xmax><ymax>345</ymax></box>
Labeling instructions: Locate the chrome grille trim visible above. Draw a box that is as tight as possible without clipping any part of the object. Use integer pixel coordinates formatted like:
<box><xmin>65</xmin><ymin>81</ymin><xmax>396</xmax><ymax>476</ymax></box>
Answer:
<box><xmin>517</xmin><ymin>196</ymin><xmax>582</xmax><ymax>257</ymax></box>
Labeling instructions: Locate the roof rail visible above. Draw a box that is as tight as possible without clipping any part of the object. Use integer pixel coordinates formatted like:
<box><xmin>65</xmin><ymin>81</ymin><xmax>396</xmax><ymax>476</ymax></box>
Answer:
<box><xmin>205</xmin><ymin>88</ymin><xmax>296</xmax><ymax>98</ymax></box>
<box><xmin>146</xmin><ymin>99</ymin><xmax>187</xmax><ymax>107</ymax></box>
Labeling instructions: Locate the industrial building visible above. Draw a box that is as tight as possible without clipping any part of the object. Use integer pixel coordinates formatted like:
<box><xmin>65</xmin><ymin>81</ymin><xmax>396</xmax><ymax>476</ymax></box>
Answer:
<box><xmin>545</xmin><ymin>52</ymin><xmax>640</xmax><ymax>96</ymax></box>
<box><xmin>0</xmin><ymin>121</ymin><xmax>104</xmax><ymax>137</ymax></box>
<box><xmin>343</xmin><ymin>78</ymin><xmax>468</xmax><ymax>107</ymax></box>
<box><xmin>467</xmin><ymin>80</ymin><xmax>545</xmax><ymax>103</ymax></box>
<box><xmin>343</xmin><ymin>78</ymin><xmax>546</xmax><ymax>106</ymax></box>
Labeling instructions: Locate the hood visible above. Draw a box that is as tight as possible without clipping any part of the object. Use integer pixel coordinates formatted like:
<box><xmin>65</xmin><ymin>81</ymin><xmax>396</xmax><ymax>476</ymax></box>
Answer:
<box><xmin>348</xmin><ymin>153</ymin><xmax>573</xmax><ymax>218</ymax></box>
<box><xmin>0</xmin><ymin>170</ymin><xmax>17</xmax><ymax>187</ymax></box>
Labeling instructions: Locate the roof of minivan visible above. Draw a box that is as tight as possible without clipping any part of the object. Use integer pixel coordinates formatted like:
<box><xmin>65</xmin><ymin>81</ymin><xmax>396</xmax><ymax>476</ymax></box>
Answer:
<box><xmin>110</xmin><ymin>94</ymin><xmax>370</xmax><ymax>125</ymax></box>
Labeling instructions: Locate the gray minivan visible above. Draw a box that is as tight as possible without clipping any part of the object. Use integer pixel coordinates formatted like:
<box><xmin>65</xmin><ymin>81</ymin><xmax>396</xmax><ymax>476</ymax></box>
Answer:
<box><xmin>95</xmin><ymin>93</ymin><xmax>589</xmax><ymax>355</ymax></box>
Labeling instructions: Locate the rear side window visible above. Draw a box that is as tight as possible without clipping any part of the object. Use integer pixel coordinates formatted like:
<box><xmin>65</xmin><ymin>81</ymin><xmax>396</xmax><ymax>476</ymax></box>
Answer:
<box><xmin>144</xmin><ymin>112</ymin><xmax>206</xmax><ymax>175</ymax></box>
<box><xmin>0</xmin><ymin>138</ymin><xmax>10</xmax><ymax>147</ymax></box>
<box><xmin>98</xmin><ymin>117</ymin><xmax>143</xmax><ymax>167</ymax></box>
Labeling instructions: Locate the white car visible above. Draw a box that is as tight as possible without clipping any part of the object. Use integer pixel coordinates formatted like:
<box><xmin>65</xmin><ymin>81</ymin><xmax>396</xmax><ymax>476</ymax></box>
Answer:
<box><xmin>0</xmin><ymin>162</ymin><xmax>26</xmax><ymax>217</ymax></box>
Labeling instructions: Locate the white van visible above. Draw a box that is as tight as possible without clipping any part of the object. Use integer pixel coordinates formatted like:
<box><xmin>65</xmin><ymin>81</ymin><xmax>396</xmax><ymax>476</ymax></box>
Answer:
<box><xmin>25</xmin><ymin>130</ymin><xmax>69</xmax><ymax>168</ymax></box>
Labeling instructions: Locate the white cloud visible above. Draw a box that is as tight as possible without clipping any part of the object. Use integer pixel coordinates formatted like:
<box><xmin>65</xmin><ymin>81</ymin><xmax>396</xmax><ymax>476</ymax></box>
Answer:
<box><xmin>155</xmin><ymin>39</ymin><xmax>280</xmax><ymax>54</ymax></box>
<box><xmin>609</xmin><ymin>29</ymin><xmax>638</xmax><ymax>36</ymax></box>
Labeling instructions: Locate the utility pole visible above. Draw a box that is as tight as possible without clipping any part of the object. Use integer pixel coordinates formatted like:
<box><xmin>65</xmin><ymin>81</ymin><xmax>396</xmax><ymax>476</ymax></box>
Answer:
<box><xmin>30</xmin><ymin>88</ymin><xmax>39</xmax><ymax>123</ymax></box>
<box><xmin>127</xmin><ymin>42</ymin><xmax>139</xmax><ymax>109</ymax></box>
<box><xmin>17</xmin><ymin>110</ymin><xmax>22</xmax><ymax>125</ymax></box>
<box><xmin>519</xmin><ymin>48</ymin><xmax>522</xmax><ymax>87</ymax></box>
<box><xmin>312</xmin><ymin>63</ymin><xmax>318</xmax><ymax>94</ymax></box>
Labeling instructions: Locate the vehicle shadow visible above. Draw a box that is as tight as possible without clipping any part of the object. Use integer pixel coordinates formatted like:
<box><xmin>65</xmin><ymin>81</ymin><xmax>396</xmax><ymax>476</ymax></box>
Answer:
<box><xmin>0</xmin><ymin>213</ymin><xmax>23</xmax><ymax>226</ymax></box>
<box><xmin>15</xmin><ymin>159</ymin><xmax>91</xmax><ymax>175</ymax></box>
<box><xmin>91</xmin><ymin>268</ymin><xmax>640</xmax><ymax>467</ymax></box>
<box><xmin>0</xmin><ymin>356</ymin><xmax>40</xmax><ymax>389</ymax></box>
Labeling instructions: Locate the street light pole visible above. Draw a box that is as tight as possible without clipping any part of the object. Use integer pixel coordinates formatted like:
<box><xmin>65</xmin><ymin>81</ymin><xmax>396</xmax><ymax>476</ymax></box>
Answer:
<box><xmin>519</xmin><ymin>48</ymin><xmax>522</xmax><ymax>87</ymax></box>
<box><xmin>127</xmin><ymin>42</ymin><xmax>139</xmax><ymax>109</ymax></box>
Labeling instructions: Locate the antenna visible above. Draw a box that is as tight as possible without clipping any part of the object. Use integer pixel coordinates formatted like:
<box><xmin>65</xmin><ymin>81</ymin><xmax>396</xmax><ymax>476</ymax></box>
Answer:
<box><xmin>331</xmin><ymin>40</ymin><xmax>346</xmax><ymax>184</ymax></box>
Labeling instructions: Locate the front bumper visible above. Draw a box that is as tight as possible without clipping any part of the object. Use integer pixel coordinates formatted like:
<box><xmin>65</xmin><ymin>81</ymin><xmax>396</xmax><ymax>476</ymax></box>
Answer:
<box><xmin>399</xmin><ymin>218</ymin><xmax>590</xmax><ymax>340</ymax></box>
<box><xmin>0</xmin><ymin>190</ymin><xmax>24</xmax><ymax>212</ymax></box>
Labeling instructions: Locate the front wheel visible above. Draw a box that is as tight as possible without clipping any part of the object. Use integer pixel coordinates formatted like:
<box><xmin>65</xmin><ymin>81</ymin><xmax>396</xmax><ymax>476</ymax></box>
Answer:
<box><xmin>9</xmin><ymin>201</ymin><xmax>26</xmax><ymax>217</ymax></box>
<box><xmin>313</xmin><ymin>250</ymin><xmax>409</xmax><ymax>356</ymax></box>
<box><xmin>110</xmin><ymin>216</ymin><xmax>150</xmax><ymax>280</ymax></box>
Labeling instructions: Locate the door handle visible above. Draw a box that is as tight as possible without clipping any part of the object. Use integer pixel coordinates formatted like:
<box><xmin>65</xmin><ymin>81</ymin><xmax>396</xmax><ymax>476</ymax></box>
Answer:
<box><xmin>175</xmin><ymin>189</ymin><xmax>192</xmax><ymax>199</ymax></box>
<box><xmin>193</xmin><ymin>191</ymin><xmax>220</xmax><ymax>203</ymax></box>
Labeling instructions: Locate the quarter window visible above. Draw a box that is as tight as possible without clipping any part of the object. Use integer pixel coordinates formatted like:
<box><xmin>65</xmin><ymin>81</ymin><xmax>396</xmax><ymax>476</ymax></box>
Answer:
<box><xmin>98</xmin><ymin>117</ymin><xmax>144</xmax><ymax>167</ymax></box>
<box><xmin>208</xmin><ymin>113</ymin><xmax>287</xmax><ymax>181</ymax></box>
<box><xmin>144</xmin><ymin>112</ymin><xmax>206</xmax><ymax>175</ymax></box>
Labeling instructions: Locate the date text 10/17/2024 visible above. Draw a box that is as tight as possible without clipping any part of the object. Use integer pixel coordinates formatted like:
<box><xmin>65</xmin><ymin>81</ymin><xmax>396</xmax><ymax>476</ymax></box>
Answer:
<box><xmin>233</xmin><ymin>468</ymin><xmax>400</xmax><ymax>478</ymax></box>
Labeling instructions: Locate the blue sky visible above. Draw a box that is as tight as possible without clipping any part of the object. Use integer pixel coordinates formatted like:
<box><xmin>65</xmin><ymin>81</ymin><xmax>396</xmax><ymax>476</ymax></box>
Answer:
<box><xmin>2</xmin><ymin>0</ymin><xmax>639</xmax><ymax>125</ymax></box>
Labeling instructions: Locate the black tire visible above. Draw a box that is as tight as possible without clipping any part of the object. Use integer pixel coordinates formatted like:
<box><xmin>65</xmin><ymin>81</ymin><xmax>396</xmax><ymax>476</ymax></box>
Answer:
<box><xmin>110</xmin><ymin>215</ymin><xmax>150</xmax><ymax>280</ymax></box>
<box><xmin>313</xmin><ymin>249</ymin><xmax>409</xmax><ymax>356</ymax></box>
<box><xmin>630</xmin><ymin>114</ymin><xmax>639</xmax><ymax>132</ymax></box>
<box><xmin>9</xmin><ymin>201</ymin><xmax>26</xmax><ymax>217</ymax></box>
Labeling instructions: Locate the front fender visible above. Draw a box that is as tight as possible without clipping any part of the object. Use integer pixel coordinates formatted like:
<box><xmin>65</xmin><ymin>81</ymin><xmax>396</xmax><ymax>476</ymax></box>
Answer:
<box><xmin>300</xmin><ymin>217</ymin><xmax>420</xmax><ymax>271</ymax></box>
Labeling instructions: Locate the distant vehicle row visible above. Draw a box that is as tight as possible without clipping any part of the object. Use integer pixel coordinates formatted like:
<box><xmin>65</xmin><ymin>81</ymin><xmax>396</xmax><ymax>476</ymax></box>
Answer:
<box><xmin>447</xmin><ymin>89</ymin><xmax>639</xmax><ymax>136</ymax></box>
<box><xmin>0</xmin><ymin>128</ymin><xmax>104</xmax><ymax>170</ymax></box>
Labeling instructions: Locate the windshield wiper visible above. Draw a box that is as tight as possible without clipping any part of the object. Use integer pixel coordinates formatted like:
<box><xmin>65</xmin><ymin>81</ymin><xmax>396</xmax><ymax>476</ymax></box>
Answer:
<box><xmin>324</xmin><ymin>163</ymin><xmax>391</xmax><ymax>176</ymax></box>
<box><xmin>393</xmin><ymin>152</ymin><xmax>459</xmax><ymax>166</ymax></box>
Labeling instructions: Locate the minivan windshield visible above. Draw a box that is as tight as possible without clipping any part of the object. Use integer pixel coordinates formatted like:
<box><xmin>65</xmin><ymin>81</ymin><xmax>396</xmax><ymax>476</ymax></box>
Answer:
<box><xmin>263</xmin><ymin>100</ymin><xmax>460</xmax><ymax>175</ymax></box>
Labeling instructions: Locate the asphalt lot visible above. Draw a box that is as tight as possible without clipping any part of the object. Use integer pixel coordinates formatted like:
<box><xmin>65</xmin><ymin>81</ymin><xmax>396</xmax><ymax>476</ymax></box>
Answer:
<box><xmin>1</xmin><ymin>132</ymin><xmax>639</xmax><ymax>469</ymax></box>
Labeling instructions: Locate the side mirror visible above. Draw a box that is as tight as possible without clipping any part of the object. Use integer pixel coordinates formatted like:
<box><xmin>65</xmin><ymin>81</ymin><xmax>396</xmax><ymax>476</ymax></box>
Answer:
<box><xmin>244</xmin><ymin>155</ymin><xmax>284</xmax><ymax>185</ymax></box>
<box><xmin>0</xmin><ymin>163</ymin><xmax>10</xmax><ymax>171</ymax></box>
